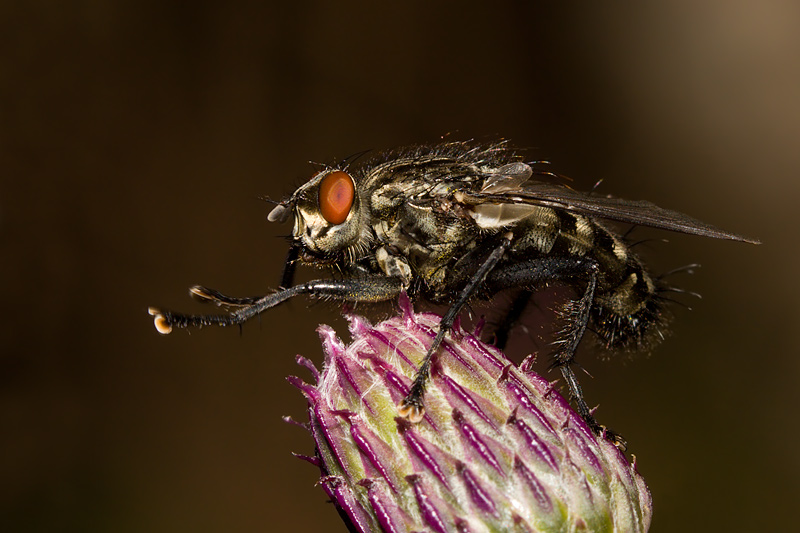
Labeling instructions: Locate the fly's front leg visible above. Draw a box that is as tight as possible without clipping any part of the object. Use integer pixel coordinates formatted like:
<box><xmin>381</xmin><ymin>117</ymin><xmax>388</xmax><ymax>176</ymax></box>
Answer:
<box><xmin>279</xmin><ymin>244</ymin><xmax>300</xmax><ymax>289</ymax></box>
<box><xmin>148</xmin><ymin>275</ymin><xmax>403</xmax><ymax>334</ymax></box>
<box><xmin>398</xmin><ymin>232</ymin><xmax>514</xmax><ymax>423</ymax></box>
<box><xmin>485</xmin><ymin>257</ymin><xmax>626</xmax><ymax>449</ymax></box>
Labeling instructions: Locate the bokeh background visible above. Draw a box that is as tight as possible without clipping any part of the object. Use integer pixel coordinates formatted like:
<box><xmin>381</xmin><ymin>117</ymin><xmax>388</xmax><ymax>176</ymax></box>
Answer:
<box><xmin>2</xmin><ymin>2</ymin><xmax>796</xmax><ymax>531</ymax></box>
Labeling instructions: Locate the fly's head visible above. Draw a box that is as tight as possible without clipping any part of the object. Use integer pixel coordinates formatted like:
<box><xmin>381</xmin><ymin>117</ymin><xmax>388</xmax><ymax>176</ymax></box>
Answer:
<box><xmin>268</xmin><ymin>169</ymin><xmax>369</xmax><ymax>264</ymax></box>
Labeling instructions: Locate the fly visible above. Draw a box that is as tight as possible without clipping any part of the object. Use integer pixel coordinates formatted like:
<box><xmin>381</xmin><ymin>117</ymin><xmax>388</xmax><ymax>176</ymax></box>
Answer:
<box><xmin>149</xmin><ymin>141</ymin><xmax>759</xmax><ymax>449</ymax></box>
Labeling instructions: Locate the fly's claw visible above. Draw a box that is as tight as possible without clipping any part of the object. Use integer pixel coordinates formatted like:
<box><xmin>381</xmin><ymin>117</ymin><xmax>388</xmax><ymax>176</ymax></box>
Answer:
<box><xmin>591</xmin><ymin>422</ymin><xmax>627</xmax><ymax>452</ymax></box>
<box><xmin>603</xmin><ymin>428</ymin><xmax>628</xmax><ymax>452</ymax></box>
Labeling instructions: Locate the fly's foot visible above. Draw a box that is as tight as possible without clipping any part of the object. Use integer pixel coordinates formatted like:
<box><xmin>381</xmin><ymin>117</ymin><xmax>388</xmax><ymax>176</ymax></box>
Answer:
<box><xmin>581</xmin><ymin>412</ymin><xmax>628</xmax><ymax>451</ymax></box>
<box><xmin>600</xmin><ymin>426</ymin><xmax>628</xmax><ymax>452</ymax></box>
<box><xmin>398</xmin><ymin>395</ymin><xmax>425</xmax><ymax>423</ymax></box>
<box><xmin>148</xmin><ymin>308</ymin><xmax>173</xmax><ymax>335</ymax></box>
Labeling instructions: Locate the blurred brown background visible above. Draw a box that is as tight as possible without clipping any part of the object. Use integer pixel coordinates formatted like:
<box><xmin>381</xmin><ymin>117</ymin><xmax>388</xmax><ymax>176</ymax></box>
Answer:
<box><xmin>1</xmin><ymin>2</ymin><xmax>796</xmax><ymax>532</ymax></box>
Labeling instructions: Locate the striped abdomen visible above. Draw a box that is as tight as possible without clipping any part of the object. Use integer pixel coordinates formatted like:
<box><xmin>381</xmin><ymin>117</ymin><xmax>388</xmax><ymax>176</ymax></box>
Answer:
<box><xmin>510</xmin><ymin>208</ymin><xmax>667</xmax><ymax>351</ymax></box>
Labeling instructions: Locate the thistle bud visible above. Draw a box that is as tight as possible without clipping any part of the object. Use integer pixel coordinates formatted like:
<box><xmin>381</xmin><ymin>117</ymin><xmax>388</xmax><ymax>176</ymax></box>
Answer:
<box><xmin>288</xmin><ymin>295</ymin><xmax>652</xmax><ymax>532</ymax></box>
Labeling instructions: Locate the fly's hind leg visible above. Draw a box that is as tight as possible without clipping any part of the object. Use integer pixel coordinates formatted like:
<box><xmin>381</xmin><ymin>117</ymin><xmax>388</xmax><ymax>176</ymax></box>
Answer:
<box><xmin>551</xmin><ymin>264</ymin><xmax>626</xmax><ymax>449</ymax></box>
<box><xmin>485</xmin><ymin>257</ymin><xmax>626</xmax><ymax>450</ymax></box>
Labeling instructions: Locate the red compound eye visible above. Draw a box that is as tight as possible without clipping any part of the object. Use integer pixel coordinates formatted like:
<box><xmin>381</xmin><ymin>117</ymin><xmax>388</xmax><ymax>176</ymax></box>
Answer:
<box><xmin>318</xmin><ymin>171</ymin><xmax>355</xmax><ymax>224</ymax></box>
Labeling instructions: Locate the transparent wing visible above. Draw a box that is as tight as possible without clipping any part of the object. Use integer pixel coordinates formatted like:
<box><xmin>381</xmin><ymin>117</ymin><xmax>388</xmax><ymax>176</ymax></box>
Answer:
<box><xmin>469</xmin><ymin>181</ymin><xmax>760</xmax><ymax>244</ymax></box>
<box><xmin>480</xmin><ymin>162</ymin><xmax>533</xmax><ymax>193</ymax></box>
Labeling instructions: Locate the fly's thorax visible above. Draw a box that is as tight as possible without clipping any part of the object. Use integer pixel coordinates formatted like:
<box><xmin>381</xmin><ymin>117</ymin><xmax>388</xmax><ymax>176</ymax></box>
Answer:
<box><xmin>286</xmin><ymin>169</ymin><xmax>371</xmax><ymax>261</ymax></box>
<box><xmin>370</xmin><ymin>177</ymin><xmax>480</xmax><ymax>285</ymax></box>
<box><xmin>375</xmin><ymin>246</ymin><xmax>412</xmax><ymax>286</ymax></box>
<box><xmin>372</xmin><ymin>207</ymin><xmax>477</xmax><ymax>288</ymax></box>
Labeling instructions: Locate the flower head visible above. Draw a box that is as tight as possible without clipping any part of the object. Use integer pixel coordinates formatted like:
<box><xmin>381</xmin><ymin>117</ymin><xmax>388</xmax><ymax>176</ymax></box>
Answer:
<box><xmin>289</xmin><ymin>295</ymin><xmax>651</xmax><ymax>532</ymax></box>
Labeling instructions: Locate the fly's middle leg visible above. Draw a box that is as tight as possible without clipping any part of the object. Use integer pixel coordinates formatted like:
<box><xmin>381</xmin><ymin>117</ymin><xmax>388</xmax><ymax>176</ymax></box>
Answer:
<box><xmin>492</xmin><ymin>289</ymin><xmax>533</xmax><ymax>351</ymax></box>
<box><xmin>485</xmin><ymin>256</ymin><xmax>626</xmax><ymax>449</ymax></box>
<box><xmin>398</xmin><ymin>233</ymin><xmax>514</xmax><ymax>423</ymax></box>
